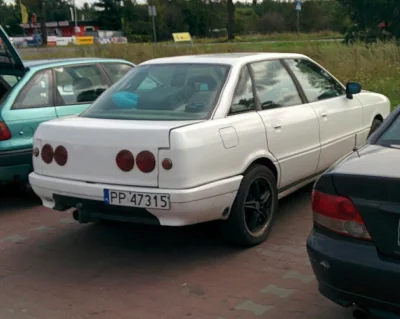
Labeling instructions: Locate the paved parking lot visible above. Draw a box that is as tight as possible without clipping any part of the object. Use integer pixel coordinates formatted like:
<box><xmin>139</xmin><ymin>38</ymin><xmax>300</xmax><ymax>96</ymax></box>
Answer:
<box><xmin>0</xmin><ymin>184</ymin><xmax>352</xmax><ymax>319</ymax></box>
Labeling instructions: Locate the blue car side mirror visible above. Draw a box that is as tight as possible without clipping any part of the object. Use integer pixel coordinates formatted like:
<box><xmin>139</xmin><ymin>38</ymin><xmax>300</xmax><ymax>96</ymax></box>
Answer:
<box><xmin>346</xmin><ymin>82</ymin><xmax>362</xmax><ymax>99</ymax></box>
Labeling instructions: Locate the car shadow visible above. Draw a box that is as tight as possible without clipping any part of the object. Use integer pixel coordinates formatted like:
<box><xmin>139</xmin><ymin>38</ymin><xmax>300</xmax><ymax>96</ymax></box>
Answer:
<box><xmin>0</xmin><ymin>184</ymin><xmax>41</xmax><ymax>215</ymax></box>
<box><xmin>5</xmin><ymin>184</ymin><xmax>315</xmax><ymax>281</ymax></box>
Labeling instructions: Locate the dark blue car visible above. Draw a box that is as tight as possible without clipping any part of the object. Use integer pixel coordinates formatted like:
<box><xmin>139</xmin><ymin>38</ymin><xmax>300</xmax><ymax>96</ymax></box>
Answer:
<box><xmin>307</xmin><ymin>106</ymin><xmax>400</xmax><ymax>319</ymax></box>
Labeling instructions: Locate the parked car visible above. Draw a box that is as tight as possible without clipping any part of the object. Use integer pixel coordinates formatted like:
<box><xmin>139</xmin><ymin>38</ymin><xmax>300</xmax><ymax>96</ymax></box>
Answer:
<box><xmin>29</xmin><ymin>52</ymin><xmax>390</xmax><ymax>247</ymax></box>
<box><xmin>307</xmin><ymin>105</ymin><xmax>400</xmax><ymax>319</ymax></box>
<box><xmin>0</xmin><ymin>26</ymin><xmax>135</xmax><ymax>186</ymax></box>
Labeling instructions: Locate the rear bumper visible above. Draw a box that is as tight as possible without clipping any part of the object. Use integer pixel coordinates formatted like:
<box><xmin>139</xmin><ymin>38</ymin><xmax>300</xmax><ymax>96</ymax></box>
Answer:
<box><xmin>29</xmin><ymin>172</ymin><xmax>242</xmax><ymax>226</ymax></box>
<box><xmin>0</xmin><ymin>149</ymin><xmax>32</xmax><ymax>183</ymax></box>
<box><xmin>307</xmin><ymin>228</ymin><xmax>400</xmax><ymax>317</ymax></box>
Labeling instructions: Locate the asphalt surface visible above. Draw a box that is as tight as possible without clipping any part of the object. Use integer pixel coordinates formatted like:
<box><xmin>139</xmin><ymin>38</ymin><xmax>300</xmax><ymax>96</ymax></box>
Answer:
<box><xmin>0</xmin><ymin>183</ymin><xmax>354</xmax><ymax>319</ymax></box>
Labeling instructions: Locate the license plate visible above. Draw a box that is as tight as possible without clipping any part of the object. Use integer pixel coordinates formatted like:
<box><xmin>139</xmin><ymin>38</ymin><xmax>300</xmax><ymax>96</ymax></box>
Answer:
<box><xmin>104</xmin><ymin>189</ymin><xmax>170</xmax><ymax>210</ymax></box>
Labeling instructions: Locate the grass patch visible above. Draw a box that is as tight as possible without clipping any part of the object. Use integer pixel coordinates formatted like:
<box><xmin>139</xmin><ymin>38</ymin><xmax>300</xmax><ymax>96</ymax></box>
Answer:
<box><xmin>21</xmin><ymin>40</ymin><xmax>400</xmax><ymax>108</ymax></box>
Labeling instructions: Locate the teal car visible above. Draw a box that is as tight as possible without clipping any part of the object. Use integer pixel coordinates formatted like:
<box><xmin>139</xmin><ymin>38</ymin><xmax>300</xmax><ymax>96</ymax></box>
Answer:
<box><xmin>0</xmin><ymin>26</ymin><xmax>135</xmax><ymax>186</ymax></box>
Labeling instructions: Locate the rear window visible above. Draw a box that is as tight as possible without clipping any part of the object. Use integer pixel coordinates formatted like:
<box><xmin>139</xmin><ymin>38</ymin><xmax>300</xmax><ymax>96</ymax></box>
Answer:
<box><xmin>1</xmin><ymin>75</ymin><xmax>19</xmax><ymax>87</ymax></box>
<box><xmin>80</xmin><ymin>63</ymin><xmax>231</xmax><ymax>121</ymax></box>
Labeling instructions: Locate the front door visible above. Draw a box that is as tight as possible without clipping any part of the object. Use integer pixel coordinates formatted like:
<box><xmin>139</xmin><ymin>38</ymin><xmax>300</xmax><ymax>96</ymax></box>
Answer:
<box><xmin>249</xmin><ymin>59</ymin><xmax>320</xmax><ymax>189</ymax></box>
<box><xmin>53</xmin><ymin>64</ymin><xmax>110</xmax><ymax>117</ymax></box>
<box><xmin>284</xmin><ymin>58</ymin><xmax>363</xmax><ymax>172</ymax></box>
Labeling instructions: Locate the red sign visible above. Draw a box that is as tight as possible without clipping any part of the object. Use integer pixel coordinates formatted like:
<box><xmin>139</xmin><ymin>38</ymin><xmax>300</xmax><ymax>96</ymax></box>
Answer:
<box><xmin>31</xmin><ymin>13</ymin><xmax>37</xmax><ymax>25</ymax></box>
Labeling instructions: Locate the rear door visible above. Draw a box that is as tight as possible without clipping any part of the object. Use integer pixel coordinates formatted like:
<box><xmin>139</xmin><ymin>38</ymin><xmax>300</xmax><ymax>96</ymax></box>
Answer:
<box><xmin>0</xmin><ymin>25</ymin><xmax>26</xmax><ymax>77</ymax></box>
<box><xmin>1</xmin><ymin>68</ymin><xmax>57</xmax><ymax>149</ymax></box>
<box><xmin>53</xmin><ymin>63</ymin><xmax>110</xmax><ymax>117</ymax></box>
<box><xmin>100</xmin><ymin>62</ymin><xmax>134</xmax><ymax>84</ymax></box>
<box><xmin>250</xmin><ymin>59</ymin><xmax>320</xmax><ymax>189</ymax></box>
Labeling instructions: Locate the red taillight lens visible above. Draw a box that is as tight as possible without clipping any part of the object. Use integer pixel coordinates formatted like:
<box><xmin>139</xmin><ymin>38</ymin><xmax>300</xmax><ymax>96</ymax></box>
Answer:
<box><xmin>0</xmin><ymin>121</ymin><xmax>11</xmax><ymax>141</ymax></box>
<box><xmin>54</xmin><ymin>146</ymin><xmax>68</xmax><ymax>166</ymax></box>
<box><xmin>41</xmin><ymin>144</ymin><xmax>54</xmax><ymax>164</ymax></box>
<box><xmin>116</xmin><ymin>150</ymin><xmax>134</xmax><ymax>172</ymax></box>
<box><xmin>136</xmin><ymin>150</ymin><xmax>155</xmax><ymax>173</ymax></box>
<box><xmin>312</xmin><ymin>190</ymin><xmax>371</xmax><ymax>240</ymax></box>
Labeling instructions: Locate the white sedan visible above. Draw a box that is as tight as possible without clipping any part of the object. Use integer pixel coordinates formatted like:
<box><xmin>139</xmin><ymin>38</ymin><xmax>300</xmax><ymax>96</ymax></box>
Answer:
<box><xmin>29</xmin><ymin>53</ymin><xmax>390</xmax><ymax>247</ymax></box>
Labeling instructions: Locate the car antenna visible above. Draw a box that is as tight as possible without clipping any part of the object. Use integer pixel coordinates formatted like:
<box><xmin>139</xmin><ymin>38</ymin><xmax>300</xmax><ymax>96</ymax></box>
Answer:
<box><xmin>353</xmin><ymin>146</ymin><xmax>360</xmax><ymax>158</ymax></box>
<box><xmin>352</xmin><ymin>136</ymin><xmax>360</xmax><ymax>158</ymax></box>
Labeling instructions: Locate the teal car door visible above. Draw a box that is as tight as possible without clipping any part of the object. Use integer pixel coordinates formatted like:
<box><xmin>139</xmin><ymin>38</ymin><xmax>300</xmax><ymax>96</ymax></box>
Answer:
<box><xmin>53</xmin><ymin>64</ymin><xmax>110</xmax><ymax>117</ymax></box>
<box><xmin>2</xmin><ymin>69</ymin><xmax>57</xmax><ymax>149</ymax></box>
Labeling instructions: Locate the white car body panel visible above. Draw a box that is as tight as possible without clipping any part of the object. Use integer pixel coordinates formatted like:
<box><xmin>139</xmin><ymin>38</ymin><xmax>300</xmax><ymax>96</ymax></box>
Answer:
<box><xmin>29</xmin><ymin>53</ymin><xmax>391</xmax><ymax>226</ymax></box>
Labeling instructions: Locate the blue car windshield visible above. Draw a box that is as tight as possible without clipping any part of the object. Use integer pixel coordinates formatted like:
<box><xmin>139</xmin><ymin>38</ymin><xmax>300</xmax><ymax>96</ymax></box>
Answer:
<box><xmin>80</xmin><ymin>63</ymin><xmax>231</xmax><ymax>121</ymax></box>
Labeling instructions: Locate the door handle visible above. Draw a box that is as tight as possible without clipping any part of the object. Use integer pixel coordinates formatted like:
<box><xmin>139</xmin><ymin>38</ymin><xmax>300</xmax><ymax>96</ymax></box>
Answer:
<box><xmin>273</xmin><ymin>124</ymin><xmax>282</xmax><ymax>130</ymax></box>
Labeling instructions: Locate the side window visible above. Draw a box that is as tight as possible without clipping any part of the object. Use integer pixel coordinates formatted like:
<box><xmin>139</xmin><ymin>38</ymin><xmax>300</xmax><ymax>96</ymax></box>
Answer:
<box><xmin>250</xmin><ymin>60</ymin><xmax>302</xmax><ymax>110</ymax></box>
<box><xmin>229</xmin><ymin>66</ymin><xmax>255</xmax><ymax>115</ymax></box>
<box><xmin>285</xmin><ymin>59</ymin><xmax>345</xmax><ymax>103</ymax></box>
<box><xmin>54</xmin><ymin>64</ymin><xmax>109</xmax><ymax>106</ymax></box>
<box><xmin>102</xmin><ymin>63</ymin><xmax>133</xmax><ymax>83</ymax></box>
<box><xmin>13</xmin><ymin>69</ymin><xmax>52</xmax><ymax>109</ymax></box>
<box><xmin>137</xmin><ymin>77</ymin><xmax>159</xmax><ymax>91</ymax></box>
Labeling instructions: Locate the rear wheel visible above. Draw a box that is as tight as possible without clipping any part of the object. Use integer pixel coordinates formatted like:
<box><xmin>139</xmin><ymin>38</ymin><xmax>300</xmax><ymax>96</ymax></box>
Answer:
<box><xmin>221</xmin><ymin>165</ymin><xmax>278</xmax><ymax>247</ymax></box>
<box><xmin>368</xmin><ymin>118</ymin><xmax>383</xmax><ymax>137</ymax></box>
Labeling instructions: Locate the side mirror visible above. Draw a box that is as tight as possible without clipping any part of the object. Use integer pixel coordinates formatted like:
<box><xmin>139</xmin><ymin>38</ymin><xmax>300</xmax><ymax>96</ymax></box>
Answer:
<box><xmin>346</xmin><ymin>82</ymin><xmax>362</xmax><ymax>99</ymax></box>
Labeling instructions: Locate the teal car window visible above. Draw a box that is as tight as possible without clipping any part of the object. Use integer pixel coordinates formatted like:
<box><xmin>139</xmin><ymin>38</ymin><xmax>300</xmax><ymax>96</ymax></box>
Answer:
<box><xmin>102</xmin><ymin>63</ymin><xmax>133</xmax><ymax>83</ymax></box>
<box><xmin>54</xmin><ymin>64</ymin><xmax>109</xmax><ymax>106</ymax></box>
<box><xmin>1</xmin><ymin>75</ymin><xmax>19</xmax><ymax>87</ymax></box>
<box><xmin>13</xmin><ymin>69</ymin><xmax>53</xmax><ymax>109</ymax></box>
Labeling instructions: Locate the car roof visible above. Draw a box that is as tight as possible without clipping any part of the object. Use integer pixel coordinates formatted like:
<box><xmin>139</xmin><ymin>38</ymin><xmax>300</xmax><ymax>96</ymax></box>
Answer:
<box><xmin>24</xmin><ymin>58</ymin><xmax>134</xmax><ymax>69</ymax></box>
<box><xmin>140</xmin><ymin>52</ymin><xmax>308</xmax><ymax>66</ymax></box>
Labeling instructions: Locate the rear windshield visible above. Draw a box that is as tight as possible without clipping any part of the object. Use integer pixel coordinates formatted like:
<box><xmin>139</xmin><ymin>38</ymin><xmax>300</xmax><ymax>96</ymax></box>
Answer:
<box><xmin>80</xmin><ymin>63</ymin><xmax>231</xmax><ymax>121</ymax></box>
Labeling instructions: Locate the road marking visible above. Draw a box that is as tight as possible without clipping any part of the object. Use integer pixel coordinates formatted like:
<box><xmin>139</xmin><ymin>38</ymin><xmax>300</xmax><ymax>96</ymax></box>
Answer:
<box><xmin>1</xmin><ymin>235</ymin><xmax>28</xmax><ymax>243</ymax></box>
<box><xmin>59</xmin><ymin>218</ymin><xmax>75</xmax><ymax>224</ymax></box>
<box><xmin>260</xmin><ymin>284</ymin><xmax>297</xmax><ymax>299</ymax></box>
<box><xmin>283</xmin><ymin>271</ymin><xmax>315</xmax><ymax>283</ymax></box>
<box><xmin>234</xmin><ymin>300</ymin><xmax>274</xmax><ymax>316</ymax></box>
<box><xmin>31</xmin><ymin>226</ymin><xmax>53</xmax><ymax>232</ymax></box>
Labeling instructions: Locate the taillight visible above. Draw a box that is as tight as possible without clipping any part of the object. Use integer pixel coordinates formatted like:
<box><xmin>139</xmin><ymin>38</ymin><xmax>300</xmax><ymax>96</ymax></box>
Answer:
<box><xmin>0</xmin><ymin>121</ymin><xmax>11</xmax><ymax>141</ymax></box>
<box><xmin>136</xmin><ymin>151</ymin><xmax>155</xmax><ymax>173</ymax></box>
<box><xmin>41</xmin><ymin>144</ymin><xmax>54</xmax><ymax>164</ymax></box>
<box><xmin>54</xmin><ymin>146</ymin><xmax>68</xmax><ymax>166</ymax></box>
<box><xmin>312</xmin><ymin>190</ymin><xmax>371</xmax><ymax>241</ymax></box>
<box><xmin>116</xmin><ymin>150</ymin><xmax>134</xmax><ymax>172</ymax></box>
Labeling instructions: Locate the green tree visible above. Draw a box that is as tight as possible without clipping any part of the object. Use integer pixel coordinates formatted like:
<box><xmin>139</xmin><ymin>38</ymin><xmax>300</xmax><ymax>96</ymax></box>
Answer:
<box><xmin>338</xmin><ymin>0</ymin><xmax>400</xmax><ymax>41</ymax></box>
<box><xmin>94</xmin><ymin>0</ymin><xmax>122</xmax><ymax>30</ymax></box>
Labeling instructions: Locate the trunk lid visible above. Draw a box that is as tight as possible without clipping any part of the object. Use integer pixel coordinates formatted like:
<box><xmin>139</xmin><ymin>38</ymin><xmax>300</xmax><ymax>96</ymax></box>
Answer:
<box><xmin>332</xmin><ymin>145</ymin><xmax>400</xmax><ymax>258</ymax></box>
<box><xmin>34</xmin><ymin>116</ymin><xmax>200</xmax><ymax>187</ymax></box>
<box><xmin>0</xmin><ymin>25</ymin><xmax>25</xmax><ymax>77</ymax></box>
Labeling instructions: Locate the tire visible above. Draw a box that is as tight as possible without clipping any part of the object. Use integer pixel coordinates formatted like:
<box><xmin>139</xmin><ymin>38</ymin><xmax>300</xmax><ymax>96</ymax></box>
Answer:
<box><xmin>368</xmin><ymin>118</ymin><xmax>382</xmax><ymax>138</ymax></box>
<box><xmin>221</xmin><ymin>164</ymin><xmax>278</xmax><ymax>247</ymax></box>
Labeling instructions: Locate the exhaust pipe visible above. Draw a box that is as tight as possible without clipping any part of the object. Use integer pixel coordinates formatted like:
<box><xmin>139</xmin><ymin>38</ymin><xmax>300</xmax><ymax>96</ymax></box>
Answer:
<box><xmin>72</xmin><ymin>204</ymin><xmax>92</xmax><ymax>224</ymax></box>
<box><xmin>353</xmin><ymin>306</ymin><xmax>370</xmax><ymax>319</ymax></box>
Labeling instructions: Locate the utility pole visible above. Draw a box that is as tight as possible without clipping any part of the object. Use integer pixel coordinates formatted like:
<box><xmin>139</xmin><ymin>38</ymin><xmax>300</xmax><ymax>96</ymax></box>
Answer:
<box><xmin>39</xmin><ymin>0</ymin><xmax>47</xmax><ymax>45</ymax></box>
<box><xmin>295</xmin><ymin>0</ymin><xmax>301</xmax><ymax>40</ymax></box>
<box><xmin>148</xmin><ymin>4</ymin><xmax>157</xmax><ymax>44</ymax></box>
